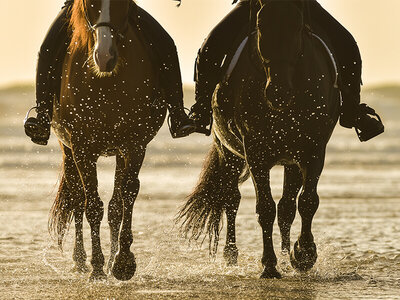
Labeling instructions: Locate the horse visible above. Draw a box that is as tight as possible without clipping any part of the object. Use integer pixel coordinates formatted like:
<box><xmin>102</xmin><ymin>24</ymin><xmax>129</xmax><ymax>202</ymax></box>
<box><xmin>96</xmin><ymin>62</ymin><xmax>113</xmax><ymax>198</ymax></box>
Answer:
<box><xmin>177</xmin><ymin>0</ymin><xmax>340</xmax><ymax>279</ymax></box>
<box><xmin>48</xmin><ymin>0</ymin><xmax>166</xmax><ymax>281</ymax></box>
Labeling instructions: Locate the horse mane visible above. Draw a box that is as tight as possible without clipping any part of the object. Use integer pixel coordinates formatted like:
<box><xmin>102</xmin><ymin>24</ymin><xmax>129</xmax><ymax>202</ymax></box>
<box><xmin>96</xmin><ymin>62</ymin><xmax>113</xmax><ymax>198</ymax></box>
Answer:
<box><xmin>69</xmin><ymin>0</ymin><xmax>92</xmax><ymax>52</ymax></box>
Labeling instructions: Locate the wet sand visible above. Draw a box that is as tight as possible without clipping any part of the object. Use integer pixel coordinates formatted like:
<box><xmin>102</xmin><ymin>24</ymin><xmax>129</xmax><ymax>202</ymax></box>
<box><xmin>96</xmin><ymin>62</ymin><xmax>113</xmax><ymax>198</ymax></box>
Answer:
<box><xmin>0</xmin><ymin>84</ymin><xmax>400</xmax><ymax>299</ymax></box>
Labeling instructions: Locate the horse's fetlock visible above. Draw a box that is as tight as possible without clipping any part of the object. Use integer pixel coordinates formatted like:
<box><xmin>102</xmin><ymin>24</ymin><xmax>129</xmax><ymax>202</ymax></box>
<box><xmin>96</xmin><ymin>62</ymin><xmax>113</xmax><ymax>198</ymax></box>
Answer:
<box><xmin>91</xmin><ymin>252</ymin><xmax>105</xmax><ymax>267</ymax></box>
<box><xmin>86</xmin><ymin>205</ymin><xmax>104</xmax><ymax>224</ymax></box>
<box><xmin>261</xmin><ymin>254</ymin><xmax>277</xmax><ymax>267</ymax></box>
<box><xmin>122</xmin><ymin>178</ymin><xmax>140</xmax><ymax>196</ymax></box>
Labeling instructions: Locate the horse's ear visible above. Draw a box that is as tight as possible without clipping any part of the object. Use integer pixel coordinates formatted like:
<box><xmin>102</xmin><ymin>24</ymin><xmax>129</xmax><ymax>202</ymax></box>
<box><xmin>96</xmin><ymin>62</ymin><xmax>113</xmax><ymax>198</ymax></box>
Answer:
<box><xmin>174</xmin><ymin>0</ymin><xmax>181</xmax><ymax>7</ymax></box>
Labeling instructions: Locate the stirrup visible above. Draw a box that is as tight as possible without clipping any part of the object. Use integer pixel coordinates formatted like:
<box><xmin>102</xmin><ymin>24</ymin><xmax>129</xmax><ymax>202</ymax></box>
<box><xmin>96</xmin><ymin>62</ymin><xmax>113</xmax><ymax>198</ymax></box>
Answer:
<box><xmin>188</xmin><ymin>109</ymin><xmax>213</xmax><ymax>136</ymax></box>
<box><xmin>24</xmin><ymin>107</ymin><xmax>51</xmax><ymax>145</ymax></box>
<box><xmin>167</xmin><ymin>107</ymin><xmax>196</xmax><ymax>139</ymax></box>
<box><xmin>24</xmin><ymin>106</ymin><xmax>39</xmax><ymax>124</ymax></box>
<box><xmin>194</xmin><ymin>117</ymin><xmax>213</xmax><ymax>136</ymax></box>
<box><xmin>355</xmin><ymin>105</ymin><xmax>384</xmax><ymax>142</ymax></box>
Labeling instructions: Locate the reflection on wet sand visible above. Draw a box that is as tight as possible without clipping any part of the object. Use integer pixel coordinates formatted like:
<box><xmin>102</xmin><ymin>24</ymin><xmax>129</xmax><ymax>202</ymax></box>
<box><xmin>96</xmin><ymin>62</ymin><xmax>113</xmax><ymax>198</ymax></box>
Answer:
<box><xmin>0</xmin><ymin>84</ymin><xmax>399</xmax><ymax>299</ymax></box>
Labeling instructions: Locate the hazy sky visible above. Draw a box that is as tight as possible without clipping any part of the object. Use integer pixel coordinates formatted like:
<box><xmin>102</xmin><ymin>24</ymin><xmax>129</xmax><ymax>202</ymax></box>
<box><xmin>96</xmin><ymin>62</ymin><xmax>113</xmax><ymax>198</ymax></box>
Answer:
<box><xmin>0</xmin><ymin>0</ymin><xmax>399</xmax><ymax>87</ymax></box>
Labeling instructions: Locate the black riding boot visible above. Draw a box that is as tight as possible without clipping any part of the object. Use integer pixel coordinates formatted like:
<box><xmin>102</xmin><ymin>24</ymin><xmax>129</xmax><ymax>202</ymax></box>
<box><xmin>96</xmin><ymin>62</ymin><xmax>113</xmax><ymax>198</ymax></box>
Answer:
<box><xmin>337</xmin><ymin>61</ymin><xmax>384</xmax><ymax>141</ymax></box>
<box><xmin>189</xmin><ymin>71</ymin><xmax>214</xmax><ymax>136</ymax></box>
<box><xmin>24</xmin><ymin>3</ymin><xmax>71</xmax><ymax>145</ymax></box>
<box><xmin>340</xmin><ymin>93</ymin><xmax>385</xmax><ymax>142</ymax></box>
<box><xmin>161</xmin><ymin>53</ymin><xmax>195</xmax><ymax>138</ymax></box>
<box><xmin>309</xmin><ymin>1</ymin><xmax>384</xmax><ymax>141</ymax></box>
<box><xmin>135</xmin><ymin>6</ymin><xmax>195</xmax><ymax>138</ymax></box>
<box><xmin>189</xmin><ymin>1</ymin><xmax>250</xmax><ymax>136</ymax></box>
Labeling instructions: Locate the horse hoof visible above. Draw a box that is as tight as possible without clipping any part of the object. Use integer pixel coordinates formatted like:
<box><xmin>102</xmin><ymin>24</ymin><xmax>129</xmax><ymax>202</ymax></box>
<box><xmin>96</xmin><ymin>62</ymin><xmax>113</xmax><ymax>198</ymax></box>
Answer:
<box><xmin>223</xmin><ymin>245</ymin><xmax>239</xmax><ymax>266</ymax></box>
<box><xmin>112</xmin><ymin>251</ymin><xmax>136</xmax><ymax>281</ymax></box>
<box><xmin>290</xmin><ymin>240</ymin><xmax>317</xmax><ymax>272</ymax></box>
<box><xmin>89</xmin><ymin>269</ymin><xmax>107</xmax><ymax>282</ymax></box>
<box><xmin>71</xmin><ymin>262</ymin><xmax>90</xmax><ymax>273</ymax></box>
<box><xmin>260</xmin><ymin>266</ymin><xmax>282</xmax><ymax>279</ymax></box>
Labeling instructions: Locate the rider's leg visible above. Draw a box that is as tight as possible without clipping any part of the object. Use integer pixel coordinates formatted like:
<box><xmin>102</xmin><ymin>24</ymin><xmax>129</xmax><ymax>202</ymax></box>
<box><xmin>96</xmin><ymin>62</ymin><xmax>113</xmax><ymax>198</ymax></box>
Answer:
<box><xmin>191</xmin><ymin>1</ymin><xmax>250</xmax><ymax>133</ymax></box>
<box><xmin>24</xmin><ymin>1</ymin><xmax>72</xmax><ymax>145</ymax></box>
<box><xmin>132</xmin><ymin>4</ymin><xmax>195</xmax><ymax>138</ymax></box>
<box><xmin>310</xmin><ymin>1</ymin><xmax>384</xmax><ymax>141</ymax></box>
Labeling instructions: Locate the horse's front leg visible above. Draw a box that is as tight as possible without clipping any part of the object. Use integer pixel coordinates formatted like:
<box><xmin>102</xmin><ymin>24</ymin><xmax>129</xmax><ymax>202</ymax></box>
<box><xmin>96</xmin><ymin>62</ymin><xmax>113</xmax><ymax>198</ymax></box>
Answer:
<box><xmin>290</xmin><ymin>155</ymin><xmax>324</xmax><ymax>272</ymax></box>
<box><xmin>106</xmin><ymin>154</ymin><xmax>125</xmax><ymax>274</ymax></box>
<box><xmin>111</xmin><ymin>148</ymin><xmax>145</xmax><ymax>281</ymax></box>
<box><xmin>278</xmin><ymin>165</ymin><xmax>303</xmax><ymax>254</ymax></box>
<box><xmin>73</xmin><ymin>146</ymin><xmax>105</xmax><ymax>281</ymax></box>
<box><xmin>62</xmin><ymin>145</ymin><xmax>89</xmax><ymax>273</ymax></box>
<box><xmin>245</xmin><ymin>139</ymin><xmax>281</xmax><ymax>279</ymax></box>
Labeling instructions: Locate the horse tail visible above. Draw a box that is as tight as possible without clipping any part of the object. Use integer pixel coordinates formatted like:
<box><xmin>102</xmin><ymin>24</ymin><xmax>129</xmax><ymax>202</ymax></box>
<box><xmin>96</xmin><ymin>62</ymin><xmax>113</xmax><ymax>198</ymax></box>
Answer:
<box><xmin>48</xmin><ymin>158</ymin><xmax>75</xmax><ymax>249</ymax></box>
<box><xmin>176</xmin><ymin>143</ymin><xmax>247</xmax><ymax>256</ymax></box>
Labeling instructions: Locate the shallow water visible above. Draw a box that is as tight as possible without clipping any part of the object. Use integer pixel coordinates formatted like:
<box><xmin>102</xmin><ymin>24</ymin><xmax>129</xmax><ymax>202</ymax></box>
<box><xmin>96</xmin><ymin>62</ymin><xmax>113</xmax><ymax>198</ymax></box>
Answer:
<box><xmin>0</xmin><ymin>85</ymin><xmax>400</xmax><ymax>299</ymax></box>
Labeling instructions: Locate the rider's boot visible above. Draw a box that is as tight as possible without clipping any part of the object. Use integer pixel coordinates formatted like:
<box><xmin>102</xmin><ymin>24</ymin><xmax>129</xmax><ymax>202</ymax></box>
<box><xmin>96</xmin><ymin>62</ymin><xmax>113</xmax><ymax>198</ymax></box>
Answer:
<box><xmin>163</xmin><ymin>65</ymin><xmax>195</xmax><ymax>139</ymax></box>
<box><xmin>339</xmin><ymin>93</ymin><xmax>384</xmax><ymax>142</ymax></box>
<box><xmin>309</xmin><ymin>1</ymin><xmax>384</xmax><ymax>142</ymax></box>
<box><xmin>189</xmin><ymin>53</ymin><xmax>215</xmax><ymax>136</ymax></box>
<box><xmin>189</xmin><ymin>86</ymin><xmax>213</xmax><ymax>136</ymax></box>
<box><xmin>168</xmin><ymin>107</ymin><xmax>196</xmax><ymax>139</ymax></box>
<box><xmin>24</xmin><ymin>106</ymin><xmax>52</xmax><ymax>146</ymax></box>
<box><xmin>24</xmin><ymin>3</ymin><xmax>71</xmax><ymax>146</ymax></box>
<box><xmin>133</xmin><ymin>5</ymin><xmax>195</xmax><ymax>138</ymax></box>
<box><xmin>24</xmin><ymin>53</ymin><xmax>55</xmax><ymax>146</ymax></box>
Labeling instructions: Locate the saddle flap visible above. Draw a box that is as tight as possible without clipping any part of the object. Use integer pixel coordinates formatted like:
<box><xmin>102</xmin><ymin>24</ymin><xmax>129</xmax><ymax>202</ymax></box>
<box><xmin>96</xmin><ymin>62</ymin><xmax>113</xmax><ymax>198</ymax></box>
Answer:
<box><xmin>310</xmin><ymin>33</ymin><xmax>339</xmax><ymax>88</ymax></box>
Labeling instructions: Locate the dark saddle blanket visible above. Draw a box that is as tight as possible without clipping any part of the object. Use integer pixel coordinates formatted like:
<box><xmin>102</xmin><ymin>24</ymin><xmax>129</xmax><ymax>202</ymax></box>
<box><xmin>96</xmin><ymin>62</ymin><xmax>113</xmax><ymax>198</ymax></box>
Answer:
<box><xmin>221</xmin><ymin>32</ymin><xmax>338</xmax><ymax>88</ymax></box>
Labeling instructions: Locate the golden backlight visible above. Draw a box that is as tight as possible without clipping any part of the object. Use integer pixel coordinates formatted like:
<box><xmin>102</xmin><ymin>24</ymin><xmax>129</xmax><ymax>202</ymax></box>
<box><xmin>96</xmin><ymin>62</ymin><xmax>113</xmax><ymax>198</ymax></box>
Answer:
<box><xmin>0</xmin><ymin>0</ymin><xmax>399</xmax><ymax>86</ymax></box>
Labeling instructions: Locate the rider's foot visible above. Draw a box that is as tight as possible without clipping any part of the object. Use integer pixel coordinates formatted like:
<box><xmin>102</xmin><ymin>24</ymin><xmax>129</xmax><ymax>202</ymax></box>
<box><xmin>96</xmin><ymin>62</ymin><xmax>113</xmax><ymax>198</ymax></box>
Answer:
<box><xmin>189</xmin><ymin>101</ymin><xmax>213</xmax><ymax>136</ymax></box>
<box><xmin>340</xmin><ymin>103</ymin><xmax>384</xmax><ymax>142</ymax></box>
<box><xmin>168</xmin><ymin>108</ymin><xmax>196</xmax><ymax>138</ymax></box>
<box><xmin>24</xmin><ymin>108</ymin><xmax>51</xmax><ymax>145</ymax></box>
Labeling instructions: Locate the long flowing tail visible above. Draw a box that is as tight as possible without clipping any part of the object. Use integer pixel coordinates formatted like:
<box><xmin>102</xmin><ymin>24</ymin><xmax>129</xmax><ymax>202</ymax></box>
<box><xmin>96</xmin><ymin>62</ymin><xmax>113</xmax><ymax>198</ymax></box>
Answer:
<box><xmin>176</xmin><ymin>143</ymin><xmax>249</xmax><ymax>256</ymax></box>
<box><xmin>48</xmin><ymin>162</ymin><xmax>75</xmax><ymax>249</ymax></box>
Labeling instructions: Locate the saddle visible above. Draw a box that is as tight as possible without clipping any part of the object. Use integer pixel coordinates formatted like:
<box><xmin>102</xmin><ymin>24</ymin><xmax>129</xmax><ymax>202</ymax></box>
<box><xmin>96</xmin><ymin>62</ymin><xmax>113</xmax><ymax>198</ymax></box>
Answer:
<box><xmin>221</xmin><ymin>29</ymin><xmax>339</xmax><ymax>88</ymax></box>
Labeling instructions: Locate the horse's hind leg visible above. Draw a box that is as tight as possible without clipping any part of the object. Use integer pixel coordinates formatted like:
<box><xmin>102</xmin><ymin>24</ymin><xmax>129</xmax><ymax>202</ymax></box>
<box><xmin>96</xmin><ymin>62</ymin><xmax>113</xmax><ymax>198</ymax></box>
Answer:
<box><xmin>72</xmin><ymin>146</ymin><xmax>105</xmax><ymax>281</ymax></box>
<box><xmin>278</xmin><ymin>165</ymin><xmax>303</xmax><ymax>253</ymax></box>
<box><xmin>219</xmin><ymin>144</ymin><xmax>246</xmax><ymax>266</ymax></box>
<box><xmin>112</xmin><ymin>148</ymin><xmax>145</xmax><ymax>281</ymax></box>
<box><xmin>61</xmin><ymin>145</ymin><xmax>88</xmax><ymax>273</ymax></box>
<box><xmin>245</xmin><ymin>140</ymin><xmax>281</xmax><ymax>279</ymax></box>
<box><xmin>224</xmin><ymin>195</ymin><xmax>241</xmax><ymax>266</ymax></box>
<box><xmin>290</xmin><ymin>156</ymin><xmax>324</xmax><ymax>272</ymax></box>
<box><xmin>106</xmin><ymin>153</ymin><xmax>124</xmax><ymax>274</ymax></box>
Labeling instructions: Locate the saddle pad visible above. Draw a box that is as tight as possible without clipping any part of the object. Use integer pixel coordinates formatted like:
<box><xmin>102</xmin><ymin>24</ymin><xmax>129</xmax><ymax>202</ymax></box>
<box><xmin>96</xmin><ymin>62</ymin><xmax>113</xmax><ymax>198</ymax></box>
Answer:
<box><xmin>223</xmin><ymin>32</ymin><xmax>339</xmax><ymax>88</ymax></box>
<box><xmin>311</xmin><ymin>33</ymin><xmax>339</xmax><ymax>88</ymax></box>
<box><xmin>223</xmin><ymin>36</ymin><xmax>249</xmax><ymax>82</ymax></box>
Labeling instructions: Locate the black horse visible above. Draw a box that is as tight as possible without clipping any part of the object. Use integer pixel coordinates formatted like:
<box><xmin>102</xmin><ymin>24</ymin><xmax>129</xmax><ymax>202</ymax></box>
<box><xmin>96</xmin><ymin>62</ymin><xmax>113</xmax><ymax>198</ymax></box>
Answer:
<box><xmin>177</xmin><ymin>0</ymin><xmax>340</xmax><ymax>278</ymax></box>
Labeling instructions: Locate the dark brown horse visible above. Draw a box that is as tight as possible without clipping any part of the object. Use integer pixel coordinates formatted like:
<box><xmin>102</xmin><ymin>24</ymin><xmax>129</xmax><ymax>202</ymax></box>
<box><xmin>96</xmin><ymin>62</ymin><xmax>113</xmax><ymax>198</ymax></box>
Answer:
<box><xmin>177</xmin><ymin>0</ymin><xmax>340</xmax><ymax>278</ymax></box>
<box><xmin>49</xmin><ymin>0</ymin><xmax>166</xmax><ymax>281</ymax></box>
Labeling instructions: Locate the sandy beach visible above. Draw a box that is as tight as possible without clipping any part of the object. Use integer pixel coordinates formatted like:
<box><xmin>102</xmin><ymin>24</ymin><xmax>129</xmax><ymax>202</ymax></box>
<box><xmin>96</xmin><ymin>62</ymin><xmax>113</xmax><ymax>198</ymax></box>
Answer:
<box><xmin>0</xmin><ymin>84</ymin><xmax>399</xmax><ymax>299</ymax></box>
